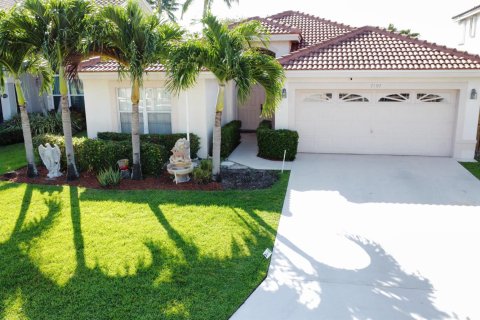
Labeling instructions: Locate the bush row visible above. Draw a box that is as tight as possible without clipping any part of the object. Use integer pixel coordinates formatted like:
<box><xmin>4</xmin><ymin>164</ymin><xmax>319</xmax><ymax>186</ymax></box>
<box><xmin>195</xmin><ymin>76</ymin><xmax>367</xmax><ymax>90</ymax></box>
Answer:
<box><xmin>221</xmin><ymin>120</ymin><xmax>241</xmax><ymax>158</ymax></box>
<box><xmin>0</xmin><ymin>128</ymin><xmax>24</xmax><ymax>146</ymax></box>
<box><xmin>33</xmin><ymin>134</ymin><xmax>165</xmax><ymax>176</ymax></box>
<box><xmin>97</xmin><ymin>132</ymin><xmax>200</xmax><ymax>161</ymax></box>
<box><xmin>0</xmin><ymin>111</ymin><xmax>87</xmax><ymax>146</ymax></box>
<box><xmin>256</xmin><ymin>120</ymin><xmax>299</xmax><ymax>161</ymax></box>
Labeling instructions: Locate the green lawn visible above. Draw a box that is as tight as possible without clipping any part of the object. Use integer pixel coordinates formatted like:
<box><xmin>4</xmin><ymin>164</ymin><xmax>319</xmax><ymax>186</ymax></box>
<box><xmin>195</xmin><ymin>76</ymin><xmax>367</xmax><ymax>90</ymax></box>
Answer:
<box><xmin>0</xmin><ymin>173</ymin><xmax>289</xmax><ymax>320</ymax></box>
<box><xmin>0</xmin><ymin>143</ymin><xmax>27</xmax><ymax>175</ymax></box>
<box><xmin>461</xmin><ymin>161</ymin><xmax>480</xmax><ymax>180</ymax></box>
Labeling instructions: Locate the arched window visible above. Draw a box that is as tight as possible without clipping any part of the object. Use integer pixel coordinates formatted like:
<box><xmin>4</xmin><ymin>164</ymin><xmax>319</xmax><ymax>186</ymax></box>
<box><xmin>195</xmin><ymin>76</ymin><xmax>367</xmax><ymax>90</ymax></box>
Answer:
<box><xmin>303</xmin><ymin>93</ymin><xmax>333</xmax><ymax>102</ymax></box>
<box><xmin>379</xmin><ymin>93</ymin><xmax>410</xmax><ymax>102</ymax></box>
<box><xmin>416</xmin><ymin>93</ymin><xmax>444</xmax><ymax>103</ymax></box>
<box><xmin>339</xmin><ymin>93</ymin><xmax>369</xmax><ymax>102</ymax></box>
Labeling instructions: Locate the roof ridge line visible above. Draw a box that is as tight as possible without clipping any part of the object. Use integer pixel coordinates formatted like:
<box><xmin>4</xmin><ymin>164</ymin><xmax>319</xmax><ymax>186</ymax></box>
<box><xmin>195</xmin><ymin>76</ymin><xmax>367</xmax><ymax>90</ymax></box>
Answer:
<box><xmin>267</xmin><ymin>10</ymin><xmax>355</xmax><ymax>31</ymax></box>
<box><xmin>366</xmin><ymin>25</ymin><xmax>480</xmax><ymax>62</ymax></box>
<box><xmin>278</xmin><ymin>26</ymin><xmax>369</xmax><ymax>63</ymax></box>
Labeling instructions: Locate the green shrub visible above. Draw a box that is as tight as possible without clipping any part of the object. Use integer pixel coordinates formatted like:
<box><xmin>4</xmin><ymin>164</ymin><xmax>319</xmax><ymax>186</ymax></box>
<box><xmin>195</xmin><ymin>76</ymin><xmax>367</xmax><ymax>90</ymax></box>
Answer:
<box><xmin>97</xmin><ymin>167</ymin><xmax>121</xmax><ymax>187</ymax></box>
<box><xmin>1</xmin><ymin>111</ymin><xmax>86</xmax><ymax>137</ymax></box>
<box><xmin>221</xmin><ymin>120</ymin><xmax>242</xmax><ymax>158</ymax></box>
<box><xmin>0</xmin><ymin>127</ymin><xmax>24</xmax><ymax>146</ymax></box>
<box><xmin>193</xmin><ymin>159</ymin><xmax>212</xmax><ymax>184</ymax></box>
<box><xmin>33</xmin><ymin>134</ymin><xmax>165</xmax><ymax>175</ymax></box>
<box><xmin>257</xmin><ymin>120</ymin><xmax>299</xmax><ymax>161</ymax></box>
<box><xmin>97</xmin><ymin>132</ymin><xmax>200</xmax><ymax>160</ymax></box>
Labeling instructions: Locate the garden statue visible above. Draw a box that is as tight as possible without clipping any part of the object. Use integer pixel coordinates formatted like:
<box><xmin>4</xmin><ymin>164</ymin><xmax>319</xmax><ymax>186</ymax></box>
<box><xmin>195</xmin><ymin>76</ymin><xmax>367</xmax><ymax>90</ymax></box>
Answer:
<box><xmin>167</xmin><ymin>138</ymin><xmax>194</xmax><ymax>183</ymax></box>
<box><xmin>38</xmin><ymin>143</ymin><xmax>62</xmax><ymax>179</ymax></box>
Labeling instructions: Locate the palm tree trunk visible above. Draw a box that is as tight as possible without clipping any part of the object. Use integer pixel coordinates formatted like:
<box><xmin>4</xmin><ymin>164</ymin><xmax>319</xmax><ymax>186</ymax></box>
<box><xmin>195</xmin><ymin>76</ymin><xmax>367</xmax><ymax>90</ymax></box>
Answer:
<box><xmin>212</xmin><ymin>83</ymin><xmax>225</xmax><ymax>180</ymax></box>
<box><xmin>59</xmin><ymin>66</ymin><xmax>79</xmax><ymax>181</ymax></box>
<box><xmin>14</xmin><ymin>79</ymin><xmax>38</xmax><ymax>178</ymax></box>
<box><xmin>131</xmin><ymin>79</ymin><xmax>142</xmax><ymax>180</ymax></box>
<box><xmin>202</xmin><ymin>0</ymin><xmax>211</xmax><ymax>17</ymax></box>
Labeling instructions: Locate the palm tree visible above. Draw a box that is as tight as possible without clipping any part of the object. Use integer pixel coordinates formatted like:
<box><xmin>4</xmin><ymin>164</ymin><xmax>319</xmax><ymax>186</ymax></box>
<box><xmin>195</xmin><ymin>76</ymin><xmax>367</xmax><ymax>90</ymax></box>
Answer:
<box><xmin>167</xmin><ymin>15</ymin><xmax>285</xmax><ymax>179</ymax></box>
<box><xmin>94</xmin><ymin>0</ymin><xmax>182</xmax><ymax>180</ymax></box>
<box><xmin>9</xmin><ymin>0</ymin><xmax>94</xmax><ymax>180</ymax></box>
<box><xmin>182</xmin><ymin>0</ymin><xmax>238</xmax><ymax>19</ymax></box>
<box><xmin>387</xmin><ymin>23</ymin><xmax>420</xmax><ymax>39</ymax></box>
<box><xmin>146</xmin><ymin>0</ymin><xmax>180</xmax><ymax>22</ymax></box>
<box><xmin>0</xmin><ymin>12</ymin><xmax>53</xmax><ymax>178</ymax></box>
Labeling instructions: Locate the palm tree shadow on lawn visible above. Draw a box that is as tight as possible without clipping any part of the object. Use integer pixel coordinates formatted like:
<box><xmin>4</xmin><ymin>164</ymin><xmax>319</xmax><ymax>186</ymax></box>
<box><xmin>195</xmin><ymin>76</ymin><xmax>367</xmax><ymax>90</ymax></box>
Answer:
<box><xmin>1</xmin><ymin>186</ymin><xmax>449</xmax><ymax>319</ymax></box>
<box><xmin>0</xmin><ymin>187</ymin><xmax>278</xmax><ymax>319</ymax></box>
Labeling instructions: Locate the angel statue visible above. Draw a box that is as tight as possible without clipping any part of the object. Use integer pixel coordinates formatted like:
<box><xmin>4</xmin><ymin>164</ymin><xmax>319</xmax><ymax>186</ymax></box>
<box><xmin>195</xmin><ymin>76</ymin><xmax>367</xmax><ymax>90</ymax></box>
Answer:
<box><xmin>38</xmin><ymin>143</ymin><xmax>63</xmax><ymax>179</ymax></box>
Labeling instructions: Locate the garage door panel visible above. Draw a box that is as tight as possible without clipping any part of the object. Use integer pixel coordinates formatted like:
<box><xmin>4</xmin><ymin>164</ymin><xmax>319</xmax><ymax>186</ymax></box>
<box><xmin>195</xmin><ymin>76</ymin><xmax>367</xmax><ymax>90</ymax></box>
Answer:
<box><xmin>295</xmin><ymin>90</ymin><xmax>456</xmax><ymax>157</ymax></box>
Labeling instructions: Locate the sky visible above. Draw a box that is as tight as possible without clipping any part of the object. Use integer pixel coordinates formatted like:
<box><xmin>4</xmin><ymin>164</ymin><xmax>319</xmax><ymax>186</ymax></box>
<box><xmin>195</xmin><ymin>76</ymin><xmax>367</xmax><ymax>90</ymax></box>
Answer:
<box><xmin>178</xmin><ymin>0</ymin><xmax>479</xmax><ymax>49</ymax></box>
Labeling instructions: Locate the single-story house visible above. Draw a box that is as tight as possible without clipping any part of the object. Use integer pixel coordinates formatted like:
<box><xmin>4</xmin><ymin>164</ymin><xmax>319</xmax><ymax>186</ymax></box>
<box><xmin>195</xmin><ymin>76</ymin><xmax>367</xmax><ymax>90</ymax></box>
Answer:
<box><xmin>79</xmin><ymin>10</ymin><xmax>480</xmax><ymax>161</ymax></box>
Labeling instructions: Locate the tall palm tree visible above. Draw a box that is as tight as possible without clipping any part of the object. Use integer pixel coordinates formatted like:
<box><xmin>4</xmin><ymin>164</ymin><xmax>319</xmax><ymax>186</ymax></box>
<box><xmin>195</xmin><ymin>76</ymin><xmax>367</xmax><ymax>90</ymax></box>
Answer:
<box><xmin>167</xmin><ymin>15</ymin><xmax>285</xmax><ymax>179</ymax></box>
<box><xmin>0</xmin><ymin>12</ymin><xmax>53</xmax><ymax>178</ymax></box>
<box><xmin>9</xmin><ymin>0</ymin><xmax>94</xmax><ymax>180</ymax></box>
<box><xmin>146</xmin><ymin>0</ymin><xmax>180</xmax><ymax>22</ymax></box>
<box><xmin>182</xmin><ymin>0</ymin><xmax>238</xmax><ymax>19</ymax></box>
<box><xmin>94</xmin><ymin>0</ymin><xmax>182</xmax><ymax>180</ymax></box>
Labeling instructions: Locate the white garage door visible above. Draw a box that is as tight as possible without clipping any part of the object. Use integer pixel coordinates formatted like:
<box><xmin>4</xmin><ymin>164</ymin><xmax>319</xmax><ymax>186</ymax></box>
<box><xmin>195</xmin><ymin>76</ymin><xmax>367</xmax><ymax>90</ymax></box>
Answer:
<box><xmin>295</xmin><ymin>90</ymin><xmax>457</xmax><ymax>156</ymax></box>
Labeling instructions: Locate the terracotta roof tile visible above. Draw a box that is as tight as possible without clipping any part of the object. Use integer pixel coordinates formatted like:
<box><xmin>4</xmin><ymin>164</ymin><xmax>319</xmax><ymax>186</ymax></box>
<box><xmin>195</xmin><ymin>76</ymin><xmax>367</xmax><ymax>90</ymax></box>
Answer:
<box><xmin>230</xmin><ymin>16</ymin><xmax>301</xmax><ymax>35</ymax></box>
<box><xmin>279</xmin><ymin>26</ymin><xmax>480</xmax><ymax>70</ymax></box>
<box><xmin>80</xmin><ymin>57</ymin><xmax>166</xmax><ymax>72</ymax></box>
<box><xmin>267</xmin><ymin>11</ymin><xmax>354</xmax><ymax>49</ymax></box>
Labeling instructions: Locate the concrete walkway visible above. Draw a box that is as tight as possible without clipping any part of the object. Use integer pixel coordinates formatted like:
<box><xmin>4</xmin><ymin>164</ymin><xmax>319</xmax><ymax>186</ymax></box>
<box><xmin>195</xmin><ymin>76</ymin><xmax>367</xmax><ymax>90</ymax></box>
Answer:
<box><xmin>226</xmin><ymin>133</ymin><xmax>293</xmax><ymax>170</ymax></box>
<box><xmin>232</xmin><ymin>154</ymin><xmax>480</xmax><ymax>320</ymax></box>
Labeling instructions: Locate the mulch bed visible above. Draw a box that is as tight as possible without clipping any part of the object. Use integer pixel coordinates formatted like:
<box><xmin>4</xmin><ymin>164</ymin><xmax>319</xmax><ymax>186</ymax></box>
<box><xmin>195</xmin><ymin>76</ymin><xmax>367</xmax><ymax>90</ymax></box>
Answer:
<box><xmin>1</xmin><ymin>166</ymin><xmax>222</xmax><ymax>191</ymax></box>
<box><xmin>1</xmin><ymin>166</ymin><xmax>280</xmax><ymax>191</ymax></box>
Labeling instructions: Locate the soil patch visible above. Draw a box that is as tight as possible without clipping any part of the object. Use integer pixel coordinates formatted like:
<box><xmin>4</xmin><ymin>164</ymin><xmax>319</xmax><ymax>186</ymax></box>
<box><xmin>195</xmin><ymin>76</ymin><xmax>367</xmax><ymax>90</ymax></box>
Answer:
<box><xmin>221</xmin><ymin>169</ymin><xmax>279</xmax><ymax>190</ymax></box>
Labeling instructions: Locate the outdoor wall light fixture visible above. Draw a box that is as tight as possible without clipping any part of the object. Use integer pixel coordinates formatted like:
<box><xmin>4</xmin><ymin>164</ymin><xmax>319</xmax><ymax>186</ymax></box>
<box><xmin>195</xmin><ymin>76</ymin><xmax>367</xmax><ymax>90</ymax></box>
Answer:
<box><xmin>471</xmin><ymin>89</ymin><xmax>478</xmax><ymax>100</ymax></box>
<box><xmin>282</xmin><ymin>88</ymin><xmax>287</xmax><ymax>99</ymax></box>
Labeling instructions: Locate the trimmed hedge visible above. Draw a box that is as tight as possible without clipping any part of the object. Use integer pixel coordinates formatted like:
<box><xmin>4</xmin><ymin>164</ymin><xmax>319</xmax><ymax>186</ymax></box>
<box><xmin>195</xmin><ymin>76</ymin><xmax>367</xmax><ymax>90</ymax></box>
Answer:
<box><xmin>221</xmin><ymin>120</ymin><xmax>242</xmax><ymax>158</ymax></box>
<box><xmin>0</xmin><ymin>128</ymin><xmax>24</xmax><ymax>146</ymax></box>
<box><xmin>33</xmin><ymin>134</ymin><xmax>165</xmax><ymax>176</ymax></box>
<box><xmin>97</xmin><ymin>132</ymin><xmax>201</xmax><ymax>160</ymax></box>
<box><xmin>257</xmin><ymin>120</ymin><xmax>299</xmax><ymax>161</ymax></box>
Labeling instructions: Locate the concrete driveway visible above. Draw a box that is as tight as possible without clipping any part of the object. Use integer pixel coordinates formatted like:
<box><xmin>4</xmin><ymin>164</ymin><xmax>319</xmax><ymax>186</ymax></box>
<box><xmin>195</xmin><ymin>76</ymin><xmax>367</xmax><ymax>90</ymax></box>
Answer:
<box><xmin>232</xmin><ymin>154</ymin><xmax>480</xmax><ymax>320</ymax></box>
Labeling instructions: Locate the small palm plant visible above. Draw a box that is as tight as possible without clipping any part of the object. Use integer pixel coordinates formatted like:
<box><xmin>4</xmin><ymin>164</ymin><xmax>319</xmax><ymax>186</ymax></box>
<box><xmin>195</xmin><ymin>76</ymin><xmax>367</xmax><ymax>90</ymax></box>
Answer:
<box><xmin>167</xmin><ymin>15</ymin><xmax>285</xmax><ymax>179</ymax></box>
<box><xmin>92</xmin><ymin>0</ymin><xmax>182</xmax><ymax>179</ymax></box>
<box><xmin>0</xmin><ymin>11</ymin><xmax>53</xmax><ymax>178</ymax></box>
<box><xmin>9</xmin><ymin>0</ymin><xmax>95</xmax><ymax>180</ymax></box>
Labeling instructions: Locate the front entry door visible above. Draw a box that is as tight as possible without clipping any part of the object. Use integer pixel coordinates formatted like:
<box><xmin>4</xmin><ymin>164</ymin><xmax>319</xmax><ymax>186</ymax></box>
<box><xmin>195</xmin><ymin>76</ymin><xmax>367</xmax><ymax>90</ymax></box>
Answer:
<box><xmin>238</xmin><ymin>85</ymin><xmax>266</xmax><ymax>130</ymax></box>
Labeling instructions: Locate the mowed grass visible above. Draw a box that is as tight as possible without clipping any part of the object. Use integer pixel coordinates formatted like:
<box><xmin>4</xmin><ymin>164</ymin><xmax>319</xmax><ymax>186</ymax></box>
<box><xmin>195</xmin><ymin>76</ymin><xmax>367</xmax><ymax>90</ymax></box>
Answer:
<box><xmin>0</xmin><ymin>173</ymin><xmax>289</xmax><ymax>320</ymax></box>
<box><xmin>0</xmin><ymin>143</ymin><xmax>26</xmax><ymax>175</ymax></box>
<box><xmin>461</xmin><ymin>161</ymin><xmax>480</xmax><ymax>180</ymax></box>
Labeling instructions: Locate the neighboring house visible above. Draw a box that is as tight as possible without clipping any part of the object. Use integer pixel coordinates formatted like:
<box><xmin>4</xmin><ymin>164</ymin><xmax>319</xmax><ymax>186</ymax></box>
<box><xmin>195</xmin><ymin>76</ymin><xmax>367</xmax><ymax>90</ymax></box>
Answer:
<box><xmin>453</xmin><ymin>4</ymin><xmax>480</xmax><ymax>54</ymax></box>
<box><xmin>0</xmin><ymin>0</ymin><xmax>152</xmax><ymax>122</ymax></box>
<box><xmin>79</xmin><ymin>11</ymin><xmax>480</xmax><ymax>161</ymax></box>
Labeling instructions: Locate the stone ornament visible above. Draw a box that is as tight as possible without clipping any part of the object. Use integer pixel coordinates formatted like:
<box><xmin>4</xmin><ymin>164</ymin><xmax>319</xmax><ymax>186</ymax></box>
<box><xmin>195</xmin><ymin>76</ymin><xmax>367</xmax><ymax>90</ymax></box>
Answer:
<box><xmin>38</xmin><ymin>143</ymin><xmax>62</xmax><ymax>179</ymax></box>
<box><xmin>167</xmin><ymin>138</ymin><xmax>194</xmax><ymax>184</ymax></box>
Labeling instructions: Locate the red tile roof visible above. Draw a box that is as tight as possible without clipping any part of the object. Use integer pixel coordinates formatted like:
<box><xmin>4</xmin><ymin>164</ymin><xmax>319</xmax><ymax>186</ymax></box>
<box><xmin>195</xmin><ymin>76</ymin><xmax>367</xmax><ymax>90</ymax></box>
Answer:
<box><xmin>268</xmin><ymin>11</ymin><xmax>354</xmax><ymax>49</ymax></box>
<box><xmin>231</xmin><ymin>16</ymin><xmax>301</xmax><ymax>35</ymax></box>
<box><xmin>80</xmin><ymin>57</ymin><xmax>166</xmax><ymax>72</ymax></box>
<box><xmin>279</xmin><ymin>26</ymin><xmax>480</xmax><ymax>70</ymax></box>
<box><xmin>80</xmin><ymin>11</ymin><xmax>480</xmax><ymax>72</ymax></box>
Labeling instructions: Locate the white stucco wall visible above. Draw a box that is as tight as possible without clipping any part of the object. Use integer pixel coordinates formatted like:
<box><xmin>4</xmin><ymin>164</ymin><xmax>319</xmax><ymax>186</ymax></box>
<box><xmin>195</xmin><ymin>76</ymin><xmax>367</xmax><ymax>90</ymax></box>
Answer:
<box><xmin>275</xmin><ymin>70</ymin><xmax>480</xmax><ymax>161</ymax></box>
<box><xmin>79</xmin><ymin>72</ymin><xmax>217</xmax><ymax>158</ymax></box>
<box><xmin>456</xmin><ymin>12</ymin><xmax>480</xmax><ymax>54</ymax></box>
